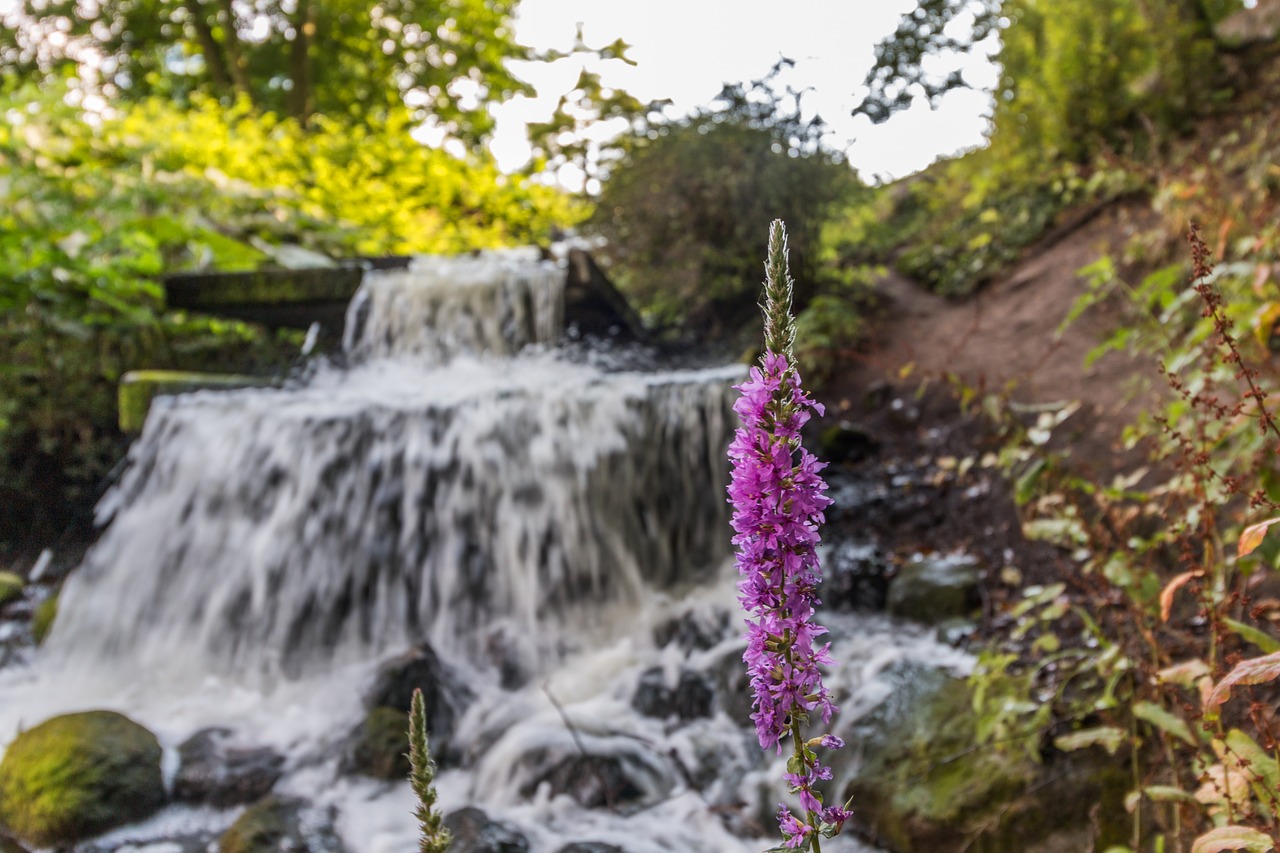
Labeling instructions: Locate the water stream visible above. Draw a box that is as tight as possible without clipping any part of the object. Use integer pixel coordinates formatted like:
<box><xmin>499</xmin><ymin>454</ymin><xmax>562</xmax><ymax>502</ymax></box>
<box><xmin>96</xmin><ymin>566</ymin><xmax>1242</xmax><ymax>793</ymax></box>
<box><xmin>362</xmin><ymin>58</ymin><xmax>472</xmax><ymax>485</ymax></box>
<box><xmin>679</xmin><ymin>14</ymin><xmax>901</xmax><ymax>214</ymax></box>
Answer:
<box><xmin>0</xmin><ymin>251</ymin><xmax>968</xmax><ymax>853</ymax></box>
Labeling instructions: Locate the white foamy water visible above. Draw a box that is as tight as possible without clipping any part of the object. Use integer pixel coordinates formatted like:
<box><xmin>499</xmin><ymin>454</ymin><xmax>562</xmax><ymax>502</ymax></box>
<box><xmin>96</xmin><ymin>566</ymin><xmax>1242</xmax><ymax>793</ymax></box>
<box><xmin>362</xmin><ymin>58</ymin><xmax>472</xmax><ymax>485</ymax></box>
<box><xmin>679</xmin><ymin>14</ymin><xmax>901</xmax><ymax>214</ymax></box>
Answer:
<box><xmin>0</xmin><ymin>250</ymin><xmax>944</xmax><ymax>853</ymax></box>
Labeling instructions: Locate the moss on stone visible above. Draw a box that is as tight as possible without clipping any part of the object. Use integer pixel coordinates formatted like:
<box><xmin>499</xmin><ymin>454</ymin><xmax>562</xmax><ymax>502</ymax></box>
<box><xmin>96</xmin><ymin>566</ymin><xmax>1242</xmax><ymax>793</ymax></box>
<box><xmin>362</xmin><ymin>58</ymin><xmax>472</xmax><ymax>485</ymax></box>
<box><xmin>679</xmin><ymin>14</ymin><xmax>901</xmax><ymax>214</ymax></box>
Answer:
<box><xmin>0</xmin><ymin>711</ymin><xmax>165</xmax><ymax>848</ymax></box>
<box><xmin>118</xmin><ymin>370</ymin><xmax>269</xmax><ymax>433</ymax></box>
<box><xmin>0</xmin><ymin>572</ymin><xmax>22</xmax><ymax>607</ymax></box>
<box><xmin>218</xmin><ymin>796</ymin><xmax>296</xmax><ymax>853</ymax></box>
<box><xmin>342</xmin><ymin>706</ymin><xmax>412</xmax><ymax>780</ymax></box>
<box><xmin>31</xmin><ymin>594</ymin><xmax>57</xmax><ymax>646</ymax></box>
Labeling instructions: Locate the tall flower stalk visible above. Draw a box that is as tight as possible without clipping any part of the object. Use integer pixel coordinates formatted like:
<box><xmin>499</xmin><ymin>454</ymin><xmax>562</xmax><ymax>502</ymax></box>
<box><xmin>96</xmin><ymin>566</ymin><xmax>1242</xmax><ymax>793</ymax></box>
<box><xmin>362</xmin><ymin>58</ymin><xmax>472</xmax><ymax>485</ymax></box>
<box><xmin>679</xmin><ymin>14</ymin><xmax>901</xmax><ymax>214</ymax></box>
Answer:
<box><xmin>408</xmin><ymin>687</ymin><xmax>450</xmax><ymax>853</ymax></box>
<box><xmin>728</xmin><ymin>220</ymin><xmax>850</xmax><ymax>850</ymax></box>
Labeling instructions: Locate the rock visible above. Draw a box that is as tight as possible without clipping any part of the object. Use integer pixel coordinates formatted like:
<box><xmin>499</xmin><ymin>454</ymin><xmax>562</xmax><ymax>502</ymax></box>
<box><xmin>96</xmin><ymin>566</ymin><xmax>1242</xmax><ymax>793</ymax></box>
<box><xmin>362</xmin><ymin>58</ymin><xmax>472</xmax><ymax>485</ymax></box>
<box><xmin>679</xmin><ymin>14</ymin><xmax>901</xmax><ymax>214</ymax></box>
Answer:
<box><xmin>709</xmin><ymin>644</ymin><xmax>754</xmax><ymax>725</ymax></box>
<box><xmin>218</xmin><ymin>796</ymin><xmax>344</xmax><ymax>853</ymax></box>
<box><xmin>631</xmin><ymin>667</ymin><xmax>713</xmax><ymax>722</ymax></box>
<box><xmin>0</xmin><ymin>710</ymin><xmax>165</xmax><ymax>848</ymax></box>
<box><xmin>364</xmin><ymin>644</ymin><xmax>473</xmax><ymax>766</ymax></box>
<box><xmin>31</xmin><ymin>593</ymin><xmax>57</xmax><ymax>646</ymax></box>
<box><xmin>0</xmin><ymin>573</ymin><xmax>22</xmax><ymax>607</ymax></box>
<box><xmin>339</xmin><ymin>707</ymin><xmax>411</xmax><ymax>780</ymax></box>
<box><xmin>842</xmin><ymin>660</ymin><xmax>1128</xmax><ymax>852</ymax></box>
<box><xmin>823</xmin><ymin>541</ymin><xmax>891</xmax><ymax>611</ymax></box>
<box><xmin>886</xmin><ymin>553</ymin><xmax>980</xmax><ymax>625</ymax></box>
<box><xmin>819</xmin><ymin>422</ymin><xmax>880</xmax><ymax>465</ymax></box>
<box><xmin>443</xmin><ymin>807</ymin><xmax>529</xmax><ymax>853</ymax></box>
<box><xmin>514</xmin><ymin>741</ymin><xmax>672</xmax><ymax>810</ymax></box>
<box><xmin>652</xmin><ymin>607</ymin><xmax>729</xmax><ymax>651</ymax></box>
<box><xmin>555</xmin><ymin>844</ymin><xmax>623</xmax><ymax>853</ymax></box>
<box><xmin>174</xmin><ymin>728</ymin><xmax>285</xmax><ymax>806</ymax></box>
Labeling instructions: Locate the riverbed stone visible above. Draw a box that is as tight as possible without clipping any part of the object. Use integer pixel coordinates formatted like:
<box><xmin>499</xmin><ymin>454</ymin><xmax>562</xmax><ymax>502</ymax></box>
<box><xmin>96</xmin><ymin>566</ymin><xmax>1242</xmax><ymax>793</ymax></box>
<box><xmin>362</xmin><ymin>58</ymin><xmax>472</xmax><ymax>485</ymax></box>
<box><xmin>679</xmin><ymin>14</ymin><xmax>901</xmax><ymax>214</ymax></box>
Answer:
<box><xmin>0</xmin><ymin>711</ymin><xmax>165</xmax><ymax>848</ymax></box>
<box><xmin>443</xmin><ymin>807</ymin><xmax>529</xmax><ymax>853</ymax></box>
<box><xmin>364</xmin><ymin>643</ymin><xmax>473</xmax><ymax>766</ymax></box>
<box><xmin>555</xmin><ymin>844</ymin><xmax>623</xmax><ymax>853</ymax></box>
<box><xmin>631</xmin><ymin>667</ymin><xmax>714</xmax><ymax>722</ymax></box>
<box><xmin>0</xmin><ymin>573</ymin><xmax>22</xmax><ymax>607</ymax></box>
<box><xmin>218</xmin><ymin>796</ymin><xmax>343</xmax><ymax>853</ymax></box>
<box><xmin>886</xmin><ymin>553</ymin><xmax>980</xmax><ymax>624</ymax></box>
<box><xmin>819</xmin><ymin>421</ymin><xmax>880</xmax><ymax>465</ymax></box>
<box><xmin>174</xmin><ymin>728</ymin><xmax>285</xmax><ymax>806</ymax></box>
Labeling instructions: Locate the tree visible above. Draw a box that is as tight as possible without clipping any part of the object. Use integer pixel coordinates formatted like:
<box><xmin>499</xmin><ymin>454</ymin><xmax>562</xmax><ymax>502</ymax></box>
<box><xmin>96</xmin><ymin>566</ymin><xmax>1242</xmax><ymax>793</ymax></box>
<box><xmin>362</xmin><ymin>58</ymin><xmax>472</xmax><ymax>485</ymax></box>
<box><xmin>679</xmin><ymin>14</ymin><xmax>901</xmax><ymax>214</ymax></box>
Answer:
<box><xmin>0</xmin><ymin>0</ymin><xmax>530</xmax><ymax>142</ymax></box>
<box><xmin>591</xmin><ymin>63</ymin><xmax>858</xmax><ymax>338</ymax></box>
<box><xmin>857</xmin><ymin>0</ymin><xmax>1248</xmax><ymax>161</ymax></box>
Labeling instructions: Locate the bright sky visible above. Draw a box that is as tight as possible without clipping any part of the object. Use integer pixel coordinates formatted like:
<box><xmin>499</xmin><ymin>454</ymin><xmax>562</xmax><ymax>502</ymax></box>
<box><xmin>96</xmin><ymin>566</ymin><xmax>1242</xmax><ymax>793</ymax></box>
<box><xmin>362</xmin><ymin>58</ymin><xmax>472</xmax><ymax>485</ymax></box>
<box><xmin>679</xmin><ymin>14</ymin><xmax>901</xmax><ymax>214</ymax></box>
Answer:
<box><xmin>491</xmin><ymin>0</ymin><xmax>999</xmax><ymax>188</ymax></box>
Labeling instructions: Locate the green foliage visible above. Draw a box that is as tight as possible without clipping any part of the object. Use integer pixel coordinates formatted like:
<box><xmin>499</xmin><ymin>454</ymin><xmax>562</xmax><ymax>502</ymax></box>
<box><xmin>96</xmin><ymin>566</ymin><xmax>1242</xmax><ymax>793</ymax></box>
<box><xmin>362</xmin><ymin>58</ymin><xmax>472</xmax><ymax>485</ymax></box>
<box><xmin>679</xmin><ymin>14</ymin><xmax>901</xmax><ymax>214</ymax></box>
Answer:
<box><xmin>0</xmin><ymin>85</ymin><xmax>578</xmax><ymax>542</ymax></box>
<box><xmin>32</xmin><ymin>594</ymin><xmax>57</xmax><ymax>646</ymax></box>
<box><xmin>591</xmin><ymin>70</ymin><xmax>858</xmax><ymax>338</ymax></box>
<box><xmin>0</xmin><ymin>711</ymin><xmax>164</xmax><ymax>847</ymax></box>
<box><xmin>0</xmin><ymin>0</ymin><xmax>530</xmax><ymax>144</ymax></box>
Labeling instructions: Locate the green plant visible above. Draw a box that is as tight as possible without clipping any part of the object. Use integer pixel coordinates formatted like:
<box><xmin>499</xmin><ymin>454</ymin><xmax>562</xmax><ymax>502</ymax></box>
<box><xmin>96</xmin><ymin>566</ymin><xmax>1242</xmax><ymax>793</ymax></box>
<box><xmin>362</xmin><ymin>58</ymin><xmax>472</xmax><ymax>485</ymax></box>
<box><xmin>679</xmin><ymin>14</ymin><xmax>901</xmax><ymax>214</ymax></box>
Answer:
<box><xmin>408</xmin><ymin>688</ymin><xmax>449</xmax><ymax>853</ymax></box>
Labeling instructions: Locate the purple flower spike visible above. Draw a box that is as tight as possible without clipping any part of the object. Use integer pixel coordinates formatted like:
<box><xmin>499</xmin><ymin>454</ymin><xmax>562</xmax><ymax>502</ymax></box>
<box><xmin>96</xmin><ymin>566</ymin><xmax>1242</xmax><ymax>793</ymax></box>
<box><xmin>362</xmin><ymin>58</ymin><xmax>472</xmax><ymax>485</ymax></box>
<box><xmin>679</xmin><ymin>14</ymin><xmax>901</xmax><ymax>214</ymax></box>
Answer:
<box><xmin>729</xmin><ymin>221</ymin><xmax>849</xmax><ymax>850</ymax></box>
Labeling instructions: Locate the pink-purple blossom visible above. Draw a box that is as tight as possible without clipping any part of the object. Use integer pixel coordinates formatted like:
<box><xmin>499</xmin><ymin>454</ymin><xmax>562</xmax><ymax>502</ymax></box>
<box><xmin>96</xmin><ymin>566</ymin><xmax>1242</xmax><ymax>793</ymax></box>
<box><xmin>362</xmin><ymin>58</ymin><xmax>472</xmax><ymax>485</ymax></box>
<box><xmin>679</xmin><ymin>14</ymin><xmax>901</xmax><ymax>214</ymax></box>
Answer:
<box><xmin>728</xmin><ymin>220</ymin><xmax>850</xmax><ymax>849</ymax></box>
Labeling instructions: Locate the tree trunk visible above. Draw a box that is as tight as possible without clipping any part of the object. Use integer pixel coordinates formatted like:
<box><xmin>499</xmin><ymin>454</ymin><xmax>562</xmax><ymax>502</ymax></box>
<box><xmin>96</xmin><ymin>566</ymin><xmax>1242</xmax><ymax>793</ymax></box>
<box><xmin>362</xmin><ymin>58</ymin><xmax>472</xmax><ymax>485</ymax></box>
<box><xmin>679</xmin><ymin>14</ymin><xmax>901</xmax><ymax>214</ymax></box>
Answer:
<box><xmin>183</xmin><ymin>0</ymin><xmax>233</xmax><ymax>91</ymax></box>
<box><xmin>214</xmin><ymin>0</ymin><xmax>254</xmax><ymax>98</ymax></box>
<box><xmin>287</xmin><ymin>0</ymin><xmax>314</xmax><ymax>125</ymax></box>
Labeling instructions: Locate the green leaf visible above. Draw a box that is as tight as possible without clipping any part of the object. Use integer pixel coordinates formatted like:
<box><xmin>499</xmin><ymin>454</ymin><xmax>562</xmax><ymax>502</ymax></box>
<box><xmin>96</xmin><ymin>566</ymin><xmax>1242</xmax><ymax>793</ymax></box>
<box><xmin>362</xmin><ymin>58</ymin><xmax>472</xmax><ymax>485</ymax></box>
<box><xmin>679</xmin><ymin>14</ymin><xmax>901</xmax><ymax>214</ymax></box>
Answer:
<box><xmin>1189</xmin><ymin>825</ymin><xmax>1275</xmax><ymax>853</ymax></box>
<box><xmin>1138</xmin><ymin>785</ymin><xmax>1200</xmax><ymax>804</ymax></box>
<box><xmin>1224</xmin><ymin>619</ymin><xmax>1280</xmax><ymax>654</ymax></box>
<box><xmin>1054</xmin><ymin>726</ymin><xmax>1126</xmax><ymax>755</ymax></box>
<box><xmin>1134</xmin><ymin>700</ymin><xmax>1196</xmax><ymax>746</ymax></box>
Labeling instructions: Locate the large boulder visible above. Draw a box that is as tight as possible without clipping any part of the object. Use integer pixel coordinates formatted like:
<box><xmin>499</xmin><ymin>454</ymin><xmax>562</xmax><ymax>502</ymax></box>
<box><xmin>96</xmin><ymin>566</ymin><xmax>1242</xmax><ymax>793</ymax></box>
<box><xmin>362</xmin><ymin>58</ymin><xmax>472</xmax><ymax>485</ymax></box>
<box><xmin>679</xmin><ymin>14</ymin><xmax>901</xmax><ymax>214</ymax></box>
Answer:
<box><xmin>843</xmin><ymin>660</ymin><xmax>1128</xmax><ymax>852</ymax></box>
<box><xmin>630</xmin><ymin>667</ymin><xmax>714</xmax><ymax>722</ymax></box>
<box><xmin>443</xmin><ymin>807</ymin><xmax>529</xmax><ymax>853</ymax></box>
<box><xmin>174</xmin><ymin>728</ymin><xmax>285</xmax><ymax>806</ymax></box>
<box><xmin>0</xmin><ymin>711</ymin><xmax>165</xmax><ymax>848</ymax></box>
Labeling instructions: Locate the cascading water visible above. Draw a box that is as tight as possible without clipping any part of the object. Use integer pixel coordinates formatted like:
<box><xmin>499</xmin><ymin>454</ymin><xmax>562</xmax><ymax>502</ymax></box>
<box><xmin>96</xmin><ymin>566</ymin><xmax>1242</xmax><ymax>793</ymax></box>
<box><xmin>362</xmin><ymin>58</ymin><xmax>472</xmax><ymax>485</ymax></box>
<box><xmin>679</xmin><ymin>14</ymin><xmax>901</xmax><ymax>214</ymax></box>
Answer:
<box><xmin>0</xmin><ymin>250</ymin><xmax>954</xmax><ymax>853</ymax></box>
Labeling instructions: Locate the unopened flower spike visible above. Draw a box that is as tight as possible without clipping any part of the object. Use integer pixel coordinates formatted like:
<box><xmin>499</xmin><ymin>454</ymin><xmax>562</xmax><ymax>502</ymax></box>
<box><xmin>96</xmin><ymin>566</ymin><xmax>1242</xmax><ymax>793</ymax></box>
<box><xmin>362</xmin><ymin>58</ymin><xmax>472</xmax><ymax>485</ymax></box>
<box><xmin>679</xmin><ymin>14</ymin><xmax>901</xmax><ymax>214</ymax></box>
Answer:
<box><xmin>727</xmin><ymin>220</ymin><xmax>848</xmax><ymax>850</ymax></box>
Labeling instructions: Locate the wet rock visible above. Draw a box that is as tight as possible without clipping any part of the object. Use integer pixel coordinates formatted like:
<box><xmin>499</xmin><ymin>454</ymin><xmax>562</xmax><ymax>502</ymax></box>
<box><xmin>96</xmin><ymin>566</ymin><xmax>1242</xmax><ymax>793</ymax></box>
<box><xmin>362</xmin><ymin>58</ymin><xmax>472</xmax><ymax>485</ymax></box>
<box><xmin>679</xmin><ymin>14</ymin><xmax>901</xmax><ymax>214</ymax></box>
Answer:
<box><xmin>339</xmin><ymin>707</ymin><xmax>411</xmax><ymax>780</ymax></box>
<box><xmin>709</xmin><ymin>644</ymin><xmax>754</xmax><ymax>725</ymax></box>
<box><xmin>822</xmin><ymin>541</ymin><xmax>891</xmax><ymax>611</ymax></box>
<box><xmin>218</xmin><ymin>796</ymin><xmax>344</xmax><ymax>853</ymax></box>
<box><xmin>364</xmin><ymin>643</ymin><xmax>473</xmax><ymax>765</ymax></box>
<box><xmin>631</xmin><ymin>667</ymin><xmax>714</xmax><ymax>722</ymax></box>
<box><xmin>0</xmin><ymin>711</ymin><xmax>165</xmax><ymax>848</ymax></box>
<box><xmin>174</xmin><ymin>728</ymin><xmax>285</xmax><ymax>806</ymax></box>
<box><xmin>886</xmin><ymin>553</ymin><xmax>980</xmax><ymax>625</ymax></box>
<box><xmin>514</xmin><ymin>741</ymin><xmax>672</xmax><ymax>810</ymax></box>
<box><xmin>0</xmin><ymin>573</ymin><xmax>22</xmax><ymax>607</ymax></box>
<box><xmin>652</xmin><ymin>607</ymin><xmax>730</xmax><ymax>652</ymax></box>
<box><xmin>443</xmin><ymin>807</ymin><xmax>529</xmax><ymax>853</ymax></box>
<box><xmin>555</xmin><ymin>844</ymin><xmax>623</xmax><ymax>853</ymax></box>
<box><xmin>819</xmin><ymin>421</ymin><xmax>880</xmax><ymax>465</ymax></box>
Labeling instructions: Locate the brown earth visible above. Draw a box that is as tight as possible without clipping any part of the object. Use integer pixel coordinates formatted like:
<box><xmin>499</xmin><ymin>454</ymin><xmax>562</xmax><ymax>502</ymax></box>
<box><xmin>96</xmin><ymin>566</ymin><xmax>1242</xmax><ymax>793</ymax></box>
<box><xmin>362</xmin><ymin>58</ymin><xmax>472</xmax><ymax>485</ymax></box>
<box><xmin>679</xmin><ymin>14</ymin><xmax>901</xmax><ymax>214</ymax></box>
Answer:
<box><xmin>824</xmin><ymin>199</ymin><xmax>1168</xmax><ymax>478</ymax></box>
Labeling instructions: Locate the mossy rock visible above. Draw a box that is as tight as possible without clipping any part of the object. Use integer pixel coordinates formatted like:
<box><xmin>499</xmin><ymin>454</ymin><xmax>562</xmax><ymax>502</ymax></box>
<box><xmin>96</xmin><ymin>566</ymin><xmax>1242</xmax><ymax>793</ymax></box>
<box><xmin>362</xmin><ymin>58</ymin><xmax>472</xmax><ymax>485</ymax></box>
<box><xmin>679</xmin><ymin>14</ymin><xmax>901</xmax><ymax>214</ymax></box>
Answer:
<box><xmin>0</xmin><ymin>711</ymin><xmax>165</xmax><ymax>847</ymax></box>
<box><xmin>0</xmin><ymin>572</ymin><xmax>22</xmax><ymax>607</ymax></box>
<box><xmin>340</xmin><ymin>707</ymin><xmax>411</xmax><ymax>780</ymax></box>
<box><xmin>32</xmin><ymin>594</ymin><xmax>57</xmax><ymax>646</ymax></box>
<box><xmin>844</xmin><ymin>661</ymin><xmax>1129</xmax><ymax>852</ymax></box>
<box><xmin>218</xmin><ymin>796</ymin><xmax>343</xmax><ymax>853</ymax></box>
<box><xmin>118</xmin><ymin>371</ymin><xmax>269</xmax><ymax>433</ymax></box>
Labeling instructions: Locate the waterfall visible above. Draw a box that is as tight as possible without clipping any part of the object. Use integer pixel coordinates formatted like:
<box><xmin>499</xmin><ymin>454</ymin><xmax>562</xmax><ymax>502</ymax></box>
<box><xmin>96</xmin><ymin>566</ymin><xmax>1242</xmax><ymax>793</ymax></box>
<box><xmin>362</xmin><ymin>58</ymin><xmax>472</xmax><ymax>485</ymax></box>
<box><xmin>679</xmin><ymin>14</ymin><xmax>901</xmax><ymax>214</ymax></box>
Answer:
<box><xmin>2</xmin><ymin>249</ymin><xmax>909</xmax><ymax>853</ymax></box>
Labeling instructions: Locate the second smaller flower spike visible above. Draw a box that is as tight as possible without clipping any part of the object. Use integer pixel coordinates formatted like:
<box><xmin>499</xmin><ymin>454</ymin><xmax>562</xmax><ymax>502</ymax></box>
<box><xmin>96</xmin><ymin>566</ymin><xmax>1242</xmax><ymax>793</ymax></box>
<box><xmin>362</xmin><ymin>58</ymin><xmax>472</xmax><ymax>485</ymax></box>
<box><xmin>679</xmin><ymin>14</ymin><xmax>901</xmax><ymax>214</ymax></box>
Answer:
<box><xmin>727</xmin><ymin>220</ymin><xmax>849</xmax><ymax>850</ymax></box>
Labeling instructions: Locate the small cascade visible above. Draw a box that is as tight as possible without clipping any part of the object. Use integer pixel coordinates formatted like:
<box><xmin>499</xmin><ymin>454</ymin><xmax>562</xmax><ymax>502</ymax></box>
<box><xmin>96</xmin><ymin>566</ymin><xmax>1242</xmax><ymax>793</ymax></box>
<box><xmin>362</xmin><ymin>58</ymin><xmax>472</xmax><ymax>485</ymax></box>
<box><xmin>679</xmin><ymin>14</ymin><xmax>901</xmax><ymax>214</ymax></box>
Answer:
<box><xmin>54</xmin><ymin>356</ymin><xmax>737</xmax><ymax>680</ymax></box>
<box><xmin>343</xmin><ymin>249</ymin><xmax>565</xmax><ymax>363</ymax></box>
